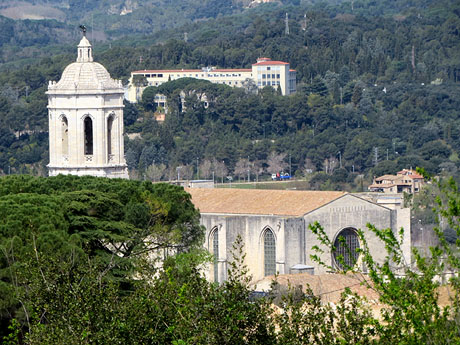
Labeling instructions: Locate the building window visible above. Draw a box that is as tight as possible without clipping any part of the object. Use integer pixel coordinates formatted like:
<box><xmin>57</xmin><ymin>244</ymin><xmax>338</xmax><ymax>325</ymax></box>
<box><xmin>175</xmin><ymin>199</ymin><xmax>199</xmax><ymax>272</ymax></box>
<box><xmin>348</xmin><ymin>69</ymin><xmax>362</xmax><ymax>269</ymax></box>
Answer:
<box><xmin>264</xmin><ymin>229</ymin><xmax>276</xmax><ymax>276</ymax></box>
<box><xmin>262</xmin><ymin>74</ymin><xmax>266</xmax><ymax>79</ymax></box>
<box><xmin>61</xmin><ymin>116</ymin><xmax>68</xmax><ymax>155</ymax></box>
<box><xmin>84</xmin><ymin>116</ymin><xmax>93</xmax><ymax>155</ymax></box>
<box><xmin>333</xmin><ymin>228</ymin><xmax>360</xmax><ymax>270</ymax></box>
<box><xmin>267</xmin><ymin>67</ymin><xmax>271</xmax><ymax>70</ymax></box>
<box><xmin>277</xmin><ymin>74</ymin><xmax>280</xmax><ymax>78</ymax></box>
<box><xmin>107</xmin><ymin>115</ymin><xmax>114</xmax><ymax>157</ymax></box>
<box><xmin>212</xmin><ymin>228</ymin><xmax>219</xmax><ymax>282</ymax></box>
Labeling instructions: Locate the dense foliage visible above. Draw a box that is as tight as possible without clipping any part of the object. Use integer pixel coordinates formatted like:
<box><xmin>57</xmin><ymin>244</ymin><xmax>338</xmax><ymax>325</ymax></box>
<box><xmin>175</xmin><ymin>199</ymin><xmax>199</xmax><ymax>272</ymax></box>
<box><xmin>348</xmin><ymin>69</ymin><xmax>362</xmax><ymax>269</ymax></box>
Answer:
<box><xmin>1</xmin><ymin>175</ymin><xmax>460</xmax><ymax>344</ymax></box>
<box><xmin>0</xmin><ymin>175</ymin><xmax>203</xmax><ymax>340</ymax></box>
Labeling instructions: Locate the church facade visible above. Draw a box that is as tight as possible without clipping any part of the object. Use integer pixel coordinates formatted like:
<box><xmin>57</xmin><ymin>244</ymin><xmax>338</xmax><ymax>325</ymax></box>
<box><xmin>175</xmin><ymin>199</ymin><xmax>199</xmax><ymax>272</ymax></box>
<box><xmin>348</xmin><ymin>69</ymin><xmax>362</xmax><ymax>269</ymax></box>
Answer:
<box><xmin>47</xmin><ymin>34</ymin><xmax>128</xmax><ymax>178</ymax></box>
<box><xmin>187</xmin><ymin>188</ymin><xmax>411</xmax><ymax>284</ymax></box>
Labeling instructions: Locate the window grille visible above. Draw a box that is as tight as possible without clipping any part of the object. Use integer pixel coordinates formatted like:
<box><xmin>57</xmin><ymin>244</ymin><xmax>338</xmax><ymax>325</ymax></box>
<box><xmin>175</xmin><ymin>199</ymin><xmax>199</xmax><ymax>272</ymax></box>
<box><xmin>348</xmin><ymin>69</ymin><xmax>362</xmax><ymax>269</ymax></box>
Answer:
<box><xmin>213</xmin><ymin>229</ymin><xmax>219</xmax><ymax>282</ymax></box>
<box><xmin>264</xmin><ymin>229</ymin><xmax>276</xmax><ymax>276</ymax></box>
<box><xmin>333</xmin><ymin>228</ymin><xmax>360</xmax><ymax>270</ymax></box>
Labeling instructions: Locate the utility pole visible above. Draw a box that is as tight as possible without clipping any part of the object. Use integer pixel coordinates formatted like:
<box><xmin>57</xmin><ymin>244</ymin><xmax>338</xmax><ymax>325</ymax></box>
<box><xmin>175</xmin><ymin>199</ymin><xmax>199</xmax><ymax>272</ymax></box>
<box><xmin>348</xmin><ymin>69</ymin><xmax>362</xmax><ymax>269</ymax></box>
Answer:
<box><xmin>184</xmin><ymin>32</ymin><xmax>188</xmax><ymax>43</ymax></box>
<box><xmin>247</xmin><ymin>156</ymin><xmax>250</xmax><ymax>182</ymax></box>
<box><xmin>373</xmin><ymin>147</ymin><xmax>379</xmax><ymax>166</ymax></box>
<box><xmin>285</xmin><ymin>13</ymin><xmax>290</xmax><ymax>35</ymax></box>
<box><xmin>222</xmin><ymin>161</ymin><xmax>224</xmax><ymax>184</ymax></box>
<box><xmin>196</xmin><ymin>158</ymin><xmax>199</xmax><ymax>179</ymax></box>
<box><xmin>338</xmin><ymin>151</ymin><xmax>342</xmax><ymax>168</ymax></box>
<box><xmin>289</xmin><ymin>154</ymin><xmax>292</xmax><ymax>176</ymax></box>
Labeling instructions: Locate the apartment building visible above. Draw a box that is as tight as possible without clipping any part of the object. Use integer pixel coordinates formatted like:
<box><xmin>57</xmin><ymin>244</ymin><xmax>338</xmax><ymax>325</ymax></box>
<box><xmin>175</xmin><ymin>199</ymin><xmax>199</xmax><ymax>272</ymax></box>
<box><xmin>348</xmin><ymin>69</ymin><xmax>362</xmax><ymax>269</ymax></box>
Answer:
<box><xmin>368</xmin><ymin>169</ymin><xmax>425</xmax><ymax>194</ymax></box>
<box><xmin>126</xmin><ymin>58</ymin><xmax>296</xmax><ymax>103</ymax></box>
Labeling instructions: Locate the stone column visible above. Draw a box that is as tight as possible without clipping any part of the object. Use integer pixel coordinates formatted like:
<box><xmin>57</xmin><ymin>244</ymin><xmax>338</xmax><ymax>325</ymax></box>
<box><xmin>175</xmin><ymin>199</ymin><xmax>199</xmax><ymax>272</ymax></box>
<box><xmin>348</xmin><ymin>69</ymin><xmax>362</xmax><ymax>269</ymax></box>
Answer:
<box><xmin>276</xmin><ymin>220</ymin><xmax>286</xmax><ymax>275</ymax></box>
<box><xmin>218</xmin><ymin>222</ymin><xmax>227</xmax><ymax>283</ymax></box>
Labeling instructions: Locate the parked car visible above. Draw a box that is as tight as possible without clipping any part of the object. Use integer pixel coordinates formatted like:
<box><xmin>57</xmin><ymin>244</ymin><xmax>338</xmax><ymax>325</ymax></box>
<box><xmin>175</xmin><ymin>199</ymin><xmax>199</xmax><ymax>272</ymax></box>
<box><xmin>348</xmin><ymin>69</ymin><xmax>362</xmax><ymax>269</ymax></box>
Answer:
<box><xmin>280</xmin><ymin>172</ymin><xmax>291</xmax><ymax>180</ymax></box>
<box><xmin>272</xmin><ymin>172</ymin><xmax>291</xmax><ymax>181</ymax></box>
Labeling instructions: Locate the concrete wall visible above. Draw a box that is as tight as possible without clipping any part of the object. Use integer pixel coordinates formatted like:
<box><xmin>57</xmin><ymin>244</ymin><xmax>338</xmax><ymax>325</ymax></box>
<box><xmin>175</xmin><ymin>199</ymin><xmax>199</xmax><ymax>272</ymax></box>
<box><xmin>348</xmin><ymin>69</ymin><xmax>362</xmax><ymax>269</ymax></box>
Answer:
<box><xmin>201</xmin><ymin>214</ymin><xmax>295</xmax><ymax>283</ymax></box>
<box><xmin>304</xmin><ymin>194</ymin><xmax>395</xmax><ymax>274</ymax></box>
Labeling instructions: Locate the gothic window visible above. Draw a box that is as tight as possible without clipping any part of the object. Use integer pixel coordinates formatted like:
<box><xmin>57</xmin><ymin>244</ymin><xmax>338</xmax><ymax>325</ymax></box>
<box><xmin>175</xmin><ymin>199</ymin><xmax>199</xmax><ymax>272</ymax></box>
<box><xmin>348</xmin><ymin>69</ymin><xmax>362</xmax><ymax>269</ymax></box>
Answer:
<box><xmin>333</xmin><ymin>228</ymin><xmax>360</xmax><ymax>270</ymax></box>
<box><xmin>212</xmin><ymin>228</ymin><xmax>219</xmax><ymax>282</ymax></box>
<box><xmin>61</xmin><ymin>116</ymin><xmax>68</xmax><ymax>155</ymax></box>
<box><xmin>107</xmin><ymin>115</ymin><xmax>114</xmax><ymax>157</ymax></box>
<box><xmin>84</xmin><ymin>116</ymin><xmax>93</xmax><ymax>155</ymax></box>
<box><xmin>264</xmin><ymin>228</ymin><xmax>276</xmax><ymax>276</ymax></box>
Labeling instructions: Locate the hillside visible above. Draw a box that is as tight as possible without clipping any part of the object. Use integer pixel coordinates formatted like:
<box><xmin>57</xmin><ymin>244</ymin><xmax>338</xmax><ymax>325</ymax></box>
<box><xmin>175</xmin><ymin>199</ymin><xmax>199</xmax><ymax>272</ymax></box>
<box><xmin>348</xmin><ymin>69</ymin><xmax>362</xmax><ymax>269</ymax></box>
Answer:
<box><xmin>0</xmin><ymin>0</ymin><xmax>459</xmax><ymax>191</ymax></box>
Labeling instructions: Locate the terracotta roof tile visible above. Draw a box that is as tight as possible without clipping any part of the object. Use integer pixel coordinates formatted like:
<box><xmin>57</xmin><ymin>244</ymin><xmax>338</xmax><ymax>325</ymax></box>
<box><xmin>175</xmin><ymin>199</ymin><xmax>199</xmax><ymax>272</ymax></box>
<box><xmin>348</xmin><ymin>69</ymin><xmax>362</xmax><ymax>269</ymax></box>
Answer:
<box><xmin>132</xmin><ymin>68</ymin><xmax>252</xmax><ymax>74</ymax></box>
<box><xmin>375</xmin><ymin>175</ymin><xmax>399</xmax><ymax>181</ymax></box>
<box><xmin>253</xmin><ymin>61</ymin><xmax>289</xmax><ymax>66</ymax></box>
<box><xmin>185</xmin><ymin>188</ymin><xmax>345</xmax><ymax>217</ymax></box>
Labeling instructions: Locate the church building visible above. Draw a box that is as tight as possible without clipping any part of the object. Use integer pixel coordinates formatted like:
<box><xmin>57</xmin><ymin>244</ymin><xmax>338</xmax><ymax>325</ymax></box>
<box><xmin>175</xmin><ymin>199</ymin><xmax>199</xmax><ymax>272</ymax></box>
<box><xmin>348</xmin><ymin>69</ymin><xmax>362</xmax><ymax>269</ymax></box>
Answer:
<box><xmin>186</xmin><ymin>188</ymin><xmax>411</xmax><ymax>284</ymax></box>
<box><xmin>47</xmin><ymin>32</ymin><xmax>128</xmax><ymax>178</ymax></box>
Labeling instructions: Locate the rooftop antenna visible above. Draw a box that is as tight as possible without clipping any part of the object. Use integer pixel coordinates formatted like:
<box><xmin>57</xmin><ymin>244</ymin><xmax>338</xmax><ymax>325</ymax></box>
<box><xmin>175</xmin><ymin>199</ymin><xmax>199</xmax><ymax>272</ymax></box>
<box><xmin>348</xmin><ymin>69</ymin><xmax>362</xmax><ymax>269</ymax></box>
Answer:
<box><xmin>285</xmin><ymin>13</ymin><xmax>290</xmax><ymax>35</ymax></box>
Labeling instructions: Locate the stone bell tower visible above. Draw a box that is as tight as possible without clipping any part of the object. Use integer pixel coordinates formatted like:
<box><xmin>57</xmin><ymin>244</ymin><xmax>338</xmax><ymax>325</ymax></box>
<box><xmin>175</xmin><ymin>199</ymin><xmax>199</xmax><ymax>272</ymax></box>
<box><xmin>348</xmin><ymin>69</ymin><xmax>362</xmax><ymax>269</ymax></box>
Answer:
<box><xmin>47</xmin><ymin>30</ymin><xmax>128</xmax><ymax>178</ymax></box>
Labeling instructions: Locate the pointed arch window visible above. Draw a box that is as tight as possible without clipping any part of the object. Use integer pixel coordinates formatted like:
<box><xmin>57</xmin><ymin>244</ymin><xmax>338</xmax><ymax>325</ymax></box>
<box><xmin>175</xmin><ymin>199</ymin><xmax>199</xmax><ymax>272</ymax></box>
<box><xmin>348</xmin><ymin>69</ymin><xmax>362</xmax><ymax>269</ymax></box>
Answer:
<box><xmin>61</xmin><ymin>116</ymin><xmax>68</xmax><ymax>155</ymax></box>
<box><xmin>264</xmin><ymin>228</ymin><xmax>276</xmax><ymax>276</ymax></box>
<box><xmin>107</xmin><ymin>115</ymin><xmax>114</xmax><ymax>157</ymax></box>
<box><xmin>212</xmin><ymin>228</ymin><xmax>219</xmax><ymax>283</ymax></box>
<box><xmin>84</xmin><ymin>116</ymin><xmax>93</xmax><ymax>155</ymax></box>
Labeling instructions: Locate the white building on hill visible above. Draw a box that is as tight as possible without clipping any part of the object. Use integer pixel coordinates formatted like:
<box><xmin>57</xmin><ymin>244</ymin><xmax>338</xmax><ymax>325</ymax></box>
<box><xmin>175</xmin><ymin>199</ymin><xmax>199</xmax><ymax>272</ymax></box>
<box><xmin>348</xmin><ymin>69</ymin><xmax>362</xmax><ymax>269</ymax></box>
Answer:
<box><xmin>127</xmin><ymin>57</ymin><xmax>296</xmax><ymax>102</ymax></box>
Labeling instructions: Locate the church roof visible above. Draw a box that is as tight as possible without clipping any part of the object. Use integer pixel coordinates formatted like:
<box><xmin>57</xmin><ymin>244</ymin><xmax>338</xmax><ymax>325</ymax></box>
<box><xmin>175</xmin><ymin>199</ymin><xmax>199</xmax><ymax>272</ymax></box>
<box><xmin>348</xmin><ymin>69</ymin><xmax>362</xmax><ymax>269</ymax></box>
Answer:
<box><xmin>185</xmin><ymin>188</ymin><xmax>346</xmax><ymax>217</ymax></box>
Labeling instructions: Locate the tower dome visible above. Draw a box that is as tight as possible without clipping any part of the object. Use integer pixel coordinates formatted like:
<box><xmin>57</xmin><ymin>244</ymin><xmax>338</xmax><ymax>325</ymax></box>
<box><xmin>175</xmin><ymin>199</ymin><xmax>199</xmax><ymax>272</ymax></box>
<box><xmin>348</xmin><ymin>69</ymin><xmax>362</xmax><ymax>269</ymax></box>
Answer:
<box><xmin>49</xmin><ymin>36</ymin><xmax>122</xmax><ymax>93</ymax></box>
<box><xmin>47</xmin><ymin>32</ymin><xmax>128</xmax><ymax>179</ymax></box>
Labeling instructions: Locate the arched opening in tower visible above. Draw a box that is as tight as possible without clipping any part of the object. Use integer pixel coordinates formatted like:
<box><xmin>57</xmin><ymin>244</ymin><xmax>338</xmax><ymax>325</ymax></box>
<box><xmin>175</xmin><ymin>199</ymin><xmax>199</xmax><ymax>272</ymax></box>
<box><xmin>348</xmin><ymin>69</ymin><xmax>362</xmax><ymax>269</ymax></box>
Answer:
<box><xmin>61</xmin><ymin>116</ymin><xmax>68</xmax><ymax>155</ymax></box>
<box><xmin>107</xmin><ymin>115</ymin><xmax>114</xmax><ymax>157</ymax></box>
<box><xmin>84</xmin><ymin>117</ymin><xmax>93</xmax><ymax>155</ymax></box>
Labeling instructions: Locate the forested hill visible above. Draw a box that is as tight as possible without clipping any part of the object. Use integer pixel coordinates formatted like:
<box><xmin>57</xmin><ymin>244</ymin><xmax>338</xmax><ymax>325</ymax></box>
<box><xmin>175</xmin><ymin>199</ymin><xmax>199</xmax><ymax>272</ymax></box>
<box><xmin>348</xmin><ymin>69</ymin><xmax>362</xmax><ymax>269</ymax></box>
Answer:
<box><xmin>0</xmin><ymin>0</ymin><xmax>459</xmax><ymax>190</ymax></box>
